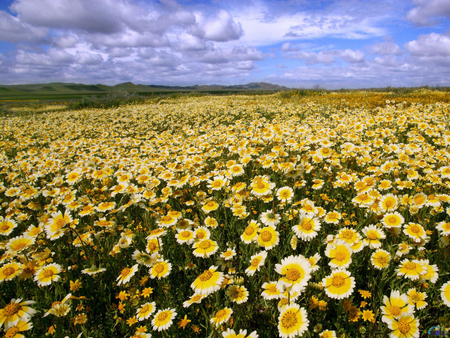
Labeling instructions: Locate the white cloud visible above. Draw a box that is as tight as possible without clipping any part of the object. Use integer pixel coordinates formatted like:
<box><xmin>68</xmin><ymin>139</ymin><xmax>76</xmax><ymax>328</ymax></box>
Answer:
<box><xmin>286</xmin><ymin>49</ymin><xmax>364</xmax><ymax>64</ymax></box>
<box><xmin>0</xmin><ymin>10</ymin><xmax>48</xmax><ymax>43</ymax></box>
<box><xmin>406</xmin><ymin>0</ymin><xmax>450</xmax><ymax>26</ymax></box>
<box><xmin>368</xmin><ymin>41</ymin><xmax>403</xmax><ymax>56</ymax></box>
<box><xmin>197</xmin><ymin>10</ymin><xmax>243</xmax><ymax>42</ymax></box>
<box><xmin>404</xmin><ymin>33</ymin><xmax>450</xmax><ymax>56</ymax></box>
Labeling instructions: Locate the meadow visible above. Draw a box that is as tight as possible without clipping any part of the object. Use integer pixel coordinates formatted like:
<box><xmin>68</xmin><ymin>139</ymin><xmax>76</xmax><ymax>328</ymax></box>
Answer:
<box><xmin>1</xmin><ymin>90</ymin><xmax>450</xmax><ymax>338</ymax></box>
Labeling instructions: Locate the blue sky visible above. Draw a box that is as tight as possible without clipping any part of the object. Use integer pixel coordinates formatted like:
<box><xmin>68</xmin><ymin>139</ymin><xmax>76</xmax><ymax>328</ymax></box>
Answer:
<box><xmin>0</xmin><ymin>0</ymin><xmax>450</xmax><ymax>88</ymax></box>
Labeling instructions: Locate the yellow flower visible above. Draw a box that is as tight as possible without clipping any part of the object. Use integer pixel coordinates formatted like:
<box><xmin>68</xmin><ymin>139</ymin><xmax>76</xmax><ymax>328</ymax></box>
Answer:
<box><xmin>202</xmin><ymin>200</ymin><xmax>219</xmax><ymax>213</ymax></box>
<box><xmin>152</xmin><ymin>308</ymin><xmax>177</xmax><ymax>331</ymax></box>
<box><xmin>141</xmin><ymin>287</ymin><xmax>153</xmax><ymax>298</ymax></box>
<box><xmin>387</xmin><ymin>314</ymin><xmax>420</xmax><ymax>338</ymax></box>
<box><xmin>227</xmin><ymin>285</ymin><xmax>248</xmax><ymax>304</ymax></box>
<box><xmin>0</xmin><ymin>262</ymin><xmax>22</xmax><ymax>282</ymax></box>
<box><xmin>361</xmin><ymin>310</ymin><xmax>375</xmax><ymax>323</ymax></box>
<box><xmin>257</xmin><ymin>225</ymin><xmax>279</xmax><ymax>250</ymax></box>
<box><xmin>150</xmin><ymin>260</ymin><xmax>172</xmax><ymax>279</ymax></box>
<box><xmin>293</xmin><ymin>212</ymin><xmax>321</xmax><ymax>241</ymax></box>
<box><xmin>325</xmin><ymin>240</ymin><xmax>353</xmax><ymax>269</ymax></box>
<box><xmin>136</xmin><ymin>302</ymin><xmax>156</xmax><ymax>321</ymax></box>
<box><xmin>3</xmin><ymin>319</ymin><xmax>33</xmax><ymax>337</ymax></box>
<box><xmin>278</xmin><ymin>304</ymin><xmax>309</xmax><ymax>338</ymax></box>
<box><xmin>127</xmin><ymin>317</ymin><xmax>138</xmax><ymax>326</ymax></box>
<box><xmin>177</xmin><ymin>315</ymin><xmax>191</xmax><ymax>329</ymax></box>
<box><xmin>381</xmin><ymin>290</ymin><xmax>413</xmax><ymax>324</ymax></box>
<box><xmin>396</xmin><ymin>259</ymin><xmax>426</xmax><ymax>280</ymax></box>
<box><xmin>322</xmin><ymin>269</ymin><xmax>355</xmax><ymax>300</ymax></box>
<box><xmin>441</xmin><ymin>281</ymin><xmax>450</xmax><ymax>307</ymax></box>
<box><xmin>191</xmin><ymin>266</ymin><xmax>223</xmax><ymax>296</ymax></box>
<box><xmin>245</xmin><ymin>251</ymin><xmax>267</xmax><ymax>276</ymax></box>
<box><xmin>370</xmin><ymin>249</ymin><xmax>390</xmax><ymax>269</ymax></box>
<box><xmin>116</xmin><ymin>264</ymin><xmax>138</xmax><ymax>286</ymax></box>
<box><xmin>406</xmin><ymin>288</ymin><xmax>427</xmax><ymax>310</ymax></box>
<box><xmin>275</xmin><ymin>254</ymin><xmax>312</xmax><ymax>293</ymax></box>
<box><xmin>210</xmin><ymin>307</ymin><xmax>232</xmax><ymax>327</ymax></box>
<box><xmin>241</xmin><ymin>221</ymin><xmax>259</xmax><ymax>244</ymax></box>
<box><xmin>193</xmin><ymin>239</ymin><xmax>218</xmax><ymax>258</ymax></box>
<box><xmin>34</xmin><ymin>263</ymin><xmax>62</xmax><ymax>287</ymax></box>
<box><xmin>0</xmin><ymin>299</ymin><xmax>36</xmax><ymax>330</ymax></box>
<box><xmin>116</xmin><ymin>291</ymin><xmax>129</xmax><ymax>301</ymax></box>
<box><xmin>70</xmin><ymin>279</ymin><xmax>82</xmax><ymax>293</ymax></box>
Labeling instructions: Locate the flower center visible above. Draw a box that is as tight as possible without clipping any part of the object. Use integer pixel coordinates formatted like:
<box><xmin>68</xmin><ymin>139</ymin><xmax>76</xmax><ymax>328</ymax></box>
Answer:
<box><xmin>120</xmin><ymin>268</ymin><xmax>131</xmax><ymax>277</ymax></box>
<box><xmin>3</xmin><ymin>303</ymin><xmax>20</xmax><ymax>316</ymax></box>
<box><xmin>1</xmin><ymin>224</ymin><xmax>10</xmax><ymax>231</ymax></box>
<box><xmin>157</xmin><ymin>312</ymin><xmax>168</xmax><ymax>322</ymax></box>
<box><xmin>286</xmin><ymin>268</ymin><xmax>301</xmax><ymax>281</ymax></box>
<box><xmin>56</xmin><ymin>218</ymin><xmax>66</xmax><ymax>228</ymax></box>
<box><xmin>331</xmin><ymin>275</ymin><xmax>345</xmax><ymax>288</ymax></box>
<box><xmin>281</xmin><ymin>312</ymin><xmax>297</xmax><ymax>328</ymax></box>
<box><xmin>404</xmin><ymin>262</ymin><xmax>416</xmax><ymax>271</ymax></box>
<box><xmin>215</xmin><ymin>309</ymin><xmax>226</xmax><ymax>319</ymax></box>
<box><xmin>260</xmin><ymin>230</ymin><xmax>272</xmax><ymax>242</ymax></box>
<box><xmin>398</xmin><ymin>319</ymin><xmax>410</xmax><ymax>333</ymax></box>
<box><xmin>335</xmin><ymin>251</ymin><xmax>346</xmax><ymax>262</ymax></box>
<box><xmin>199</xmin><ymin>270</ymin><xmax>213</xmax><ymax>282</ymax></box>
<box><xmin>410</xmin><ymin>225</ymin><xmax>420</xmax><ymax>234</ymax></box>
<box><xmin>3</xmin><ymin>267</ymin><xmax>16</xmax><ymax>277</ymax></box>
<box><xmin>154</xmin><ymin>264</ymin><xmax>164</xmax><ymax>274</ymax></box>
<box><xmin>244</xmin><ymin>226</ymin><xmax>255</xmax><ymax>236</ymax></box>
<box><xmin>199</xmin><ymin>241</ymin><xmax>211</xmax><ymax>250</ymax></box>
<box><xmin>43</xmin><ymin>269</ymin><xmax>55</xmax><ymax>278</ymax></box>
<box><xmin>390</xmin><ymin>305</ymin><xmax>401</xmax><ymax>316</ymax></box>
<box><xmin>139</xmin><ymin>304</ymin><xmax>150</xmax><ymax>314</ymax></box>
<box><xmin>4</xmin><ymin>326</ymin><xmax>20</xmax><ymax>338</ymax></box>
<box><xmin>341</xmin><ymin>230</ymin><xmax>353</xmax><ymax>240</ymax></box>
<box><xmin>367</xmin><ymin>231</ymin><xmax>378</xmax><ymax>240</ymax></box>
<box><xmin>301</xmin><ymin>220</ymin><xmax>312</xmax><ymax>231</ymax></box>
<box><xmin>181</xmin><ymin>231</ymin><xmax>191</xmax><ymax>239</ymax></box>
<box><xmin>251</xmin><ymin>257</ymin><xmax>261</xmax><ymax>267</ymax></box>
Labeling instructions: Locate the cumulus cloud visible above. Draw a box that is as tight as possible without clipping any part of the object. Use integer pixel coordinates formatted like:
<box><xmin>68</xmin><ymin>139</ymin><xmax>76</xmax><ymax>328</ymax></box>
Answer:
<box><xmin>197</xmin><ymin>10</ymin><xmax>243</xmax><ymax>42</ymax></box>
<box><xmin>0</xmin><ymin>10</ymin><xmax>48</xmax><ymax>43</ymax></box>
<box><xmin>406</xmin><ymin>0</ymin><xmax>450</xmax><ymax>26</ymax></box>
<box><xmin>368</xmin><ymin>41</ymin><xmax>403</xmax><ymax>56</ymax></box>
<box><xmin>286</xmin><ymin>49</ymin><xmax>364</xmax><ymax>64</ymax></box>
<box><xmin>404</xmin><ymin>33</ymin><xmax>450</xmax><ymax>56</ymax></box>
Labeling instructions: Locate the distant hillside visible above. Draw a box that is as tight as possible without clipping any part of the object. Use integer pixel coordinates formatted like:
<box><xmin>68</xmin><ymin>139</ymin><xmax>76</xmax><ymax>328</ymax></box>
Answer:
<box><xmin>0</xmin><ymin>82</ymin><xmax>291</xmax><ymax>100</ymax></box>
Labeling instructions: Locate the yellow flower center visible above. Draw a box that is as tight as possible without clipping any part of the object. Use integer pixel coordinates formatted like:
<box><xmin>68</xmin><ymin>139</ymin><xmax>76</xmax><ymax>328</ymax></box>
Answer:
<box><xmin>367</xmin><ymin>232</ymin><xmax>378</xmax><ymax>240</ymax></box>
<box><xmin>3</xmin><ymin>267</ymin><xmax>16</xmax><ymax>277</ymax></box>
<box><xmin>180</xmin><ymin>231</ymin><xmax>191</xmax><ymax>239</ymax></box>
<box><xmin>154</xmin><ymin>264</ymin><xmax>165</xmax><ymax>274</ymax></box>
<box><xmin>301</xmin><ymin>220</ymin><xmax>312</xmax><ymax>231</ymax></box>
<box><xmin>157</xmin><ymin>311</ymin><xmax>168</xmax><ymax>321</ymax></box>
<box><xmin>331</xmin><ymin>275</ymin><xmax>345</xmax><ymax>288</ymax></box>
<box><xmin>215</xmin><ymin>309</ymin><xmax>227</xmax><ymax>319</ymax></box>
<box><xmin>1</xmin><ymin>224</ymin><xmax>11</xmax><ymax>231</ymax></box>
<box><xmin>256</xmin><ymin>182</ymin><xmax>267</xmax><ymax>190</ymax></box>
<box><xmin>4</xmin><ymin>326</ymin><xmax>20</xmax><ymax>338</ymax></box>
<box><xmin>139</xmin><ymin>304</ymin><xmax>151</xmax><ymax>314</ymax></box>
<box><xmin>43</xmin><ymin>269</ymin><xmax>55</xmax><ymax>278</ymax></box>
<box><xmin>199</xmin><ymin>241</ymin><xmax>211</xmax><ymax>250</ymax></box>
<box><xmin>244</xmin><ymin>226</ymin><xmax>255</xmax><ymax>236</ymax></box>
<box><xmin>147</xmin><ymin>242</ymin><xmax>157</xmax><ymax>251</ymax></box>
<box><xmin>398</xmin><ymin>319</ymin><xmax>410</xmax><ymax>333</ymax></box>
<box><xmin>410</xmin><ymin>225</ymin><xmax>421</xmax><ymax>234</ymax></box>
<box><xmin>56</xmin><ymin>218</ymin><xmax>66</xmax><ymax>228</ymax></box>
<box><xmin>281</xmin><ymin>311</ymin><xmax>297</xmax><ymax>329</ymax></box>
<box><xmin>390</xmin><ymin>305</ymin><xmax>401</xmax><ymax>316</ymax></box>
<box><xmin>269</xmin><ymin>285</ymin><xmax>278</xmax><ymax>293</ymax></box>
<box><xmin>286</xmin><ymin>268</ymin><xmax>301</xmax><ymax>281</ymax></box>
<box><xmin>334</xmin><ymin>251</ymin><xmax>347</xmax><ymax>262</ymax></box>
<box><xmin>341</xmin><ymin>230</ymin><xmax>354</xmax><ymax>240</ymax></box>
<box><xmin>260</xmin><ymin>230</ymin><xmax>272</xmax><ymax>242</ymax></box>
<box><xmin>3</xmin><ymin>303</ymin><xmax>20</xmax><ymax>316</ymax></box>
<box><xmin>404</xmin><ymin>262</ymin><xmax>416</xmax><ymax>271</ymax></box>
<box><xmin>120</xmin><ymin>268</ymin><xmax>131</xmax><ymax>277</ymax></box>
<box><xmin>251</xmin><ymin>257</ymin><xmax>261</xmax><ymax>267</ymax></box>
<box><xmin>198</xmin><ymin>270</ymin><xmax>213</xmax><ymax>282</ymax></box>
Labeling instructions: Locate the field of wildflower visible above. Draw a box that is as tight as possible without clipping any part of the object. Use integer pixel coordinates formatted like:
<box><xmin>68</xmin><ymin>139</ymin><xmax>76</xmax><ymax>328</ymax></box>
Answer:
<box><xmin>1</xmin><ymin>90</ymin><xmax>450</xmax><ymax>338</ymax></box>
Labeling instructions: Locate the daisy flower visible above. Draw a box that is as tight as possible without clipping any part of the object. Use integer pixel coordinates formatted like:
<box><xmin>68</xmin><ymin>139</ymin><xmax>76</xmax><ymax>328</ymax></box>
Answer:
<box><xmin>34</xmin><ymin>263</ymin><xmax>62</xmax><ymax>287</ymax></box>
<box><xmin>202</xmin><ymin>200</ymin><xmax>219</xmax><ymax>213</ymax></box>
<box><xmin>150</xmin><ymin>260</ymin><xmax>172</xmax><ymax>279</ymax></box>
<box><xmin>2</xmin><ymin>319</ymin><xmax>33</xmax><ymax>337</ymax></box>
<box><xmin>261</xmin><ymin>281</ymin><xmax>281</xmax><ymax>300</ymax></box>
<box><xmin>257</xmin><ymin>225</ymin><xmax>279</xmax><ymax>250</ymax></box>
<box><xmin>319</xmin><ymin>330</ymin><xmax>337</xmax><ymax>338</ymax></box>
<box><xmin>227</xmin><ymin>285</ymin><xmax>248</xmax><ymax>304</ymax></box>
<box><xmin>193</xmin><ymin>239</ymin><xmax>218</xmax><ymax>258</ymax></box>
<box><xmin>191</xmin><ymin>266</ymin><xmax>224</xmax><ymax>296</ymax></box>
<box><xmin>362</xmin><ymin>225</ymin><xmax>385</xmax><ymax>249</ymax></box>
<box><xmin>275</xmin><ymin>254</ymin><xmax>312</xmax><ymax>293</ymax></box>
<box><xmin>441</xmin><ymin>281</ymin><xmax>450</xmax><ymax>307</ymax></box>
<box><xmin>260</xmin><ymin>209</ymin><xmax>281</xmax><ymax>227</ymax></box>
<box><xmin>277</xmin><ymin>303</ymin><xmax>309</xmax><ymax>338</ymax></box>
<box><xmin>221</xmin><ymin>248</ymin><xmax>236</xmax><ymax>261</ymax></box>
<box><xmin>292</xmin><ymin>212</ymin><xmax>321</xmax><ymax>241</ymax></box>
<box><xmin>387</xmin><ymin>313</ymin><xmax>420</xmax><ymax>338</ymax></box>
<box><xmin>277</xmin><ymin>187</ymin><xmax>294</xmax><ymax>203</ymax></box>
<box><xmin>396</xmin><ymin>259</ymin><xmax>426</xmax><ymax>281</ymax></box>
<box><xmin>152</xmin><ymin>308</ymin><xmax>176</xmax><ymax>331</ymax></box>
<box><xmin>117</xmin><ymin>264</ymin><xmax>138</xmax><ymax>286</ymax></box>
<box><xmin>403</xmin><ymin>223</ymin><xmax>425</xmax><ymax>243</ymax></box>
<box><xmin>324</xmin><ymin>211</ymin><xmax>341</xmax><ymax>225</ymax></box>
<box><xmin>306</xmin><ymin>253</ymin><xmax>321</xmax><ymax>273</ymax></box>
<box><xmin>406</xmin><ymin>288</ymin><xmax>427</xmax><ymax>310</ymax></box>
<box><xmin>322</xmin><ymin>269</ymin><xmax>355</xmax><ymax>300</ymax></box>
<box><xmin>380</xmin><ymin>194</ymin><xmax>399</xmax><ymax>213</ymax></box>
<box><xmin>183</xmin><ymin>293</ymin><xmax>205</xmax><ymax>308</ymax></box>
<box><xmin>241</xmin><ymin>221</ymin><xmax>259</xmax><ymax>244</ymax></box>
<box><xmin>44</xmin><ymin>210</ymin><xmax>72</xmax><ymax>241</ymax></box>
<box><xmin>176</xmin><ymin>230</ymin><xmax>195</xmax><ymax>245</ymax></box>
<box><xmin>245</xmin><ymin>251</ymin><xmax>267</xmax><ymax>276</ymax></box>
<box><xmin>157</xmin><ymin>215</ymin><xmax>177</xmax><ymax>228</ymax></box>
<box><xmin>420</xmin><ymin>261</ymin><xmax>439</xmax><ymax>284</ymax></box>
<box><xmin>371</xmin><ymin>249</ymin><xmax>391</xmax><ymax>269</ymax></box>
<box><xmin>382</xmin><ymin>212</ymin><xmax>404</xmax><ymax>229</ymax></box>
<box><xmin>251</xmin><ymin>175</ymin><xmax>275</xmax><ymax>197</ymax></box>
<box><xmin>0</xmin><ymin>217</ymin><xmax>17</xmax><ymax>236</ymax></box>
<box><xmin>0</xmin><ymin>299</ymin><xmax>36</xmax><ymax>330</ymax></box>
<box><xmin>0</xmin><ymin>262</ymin><xmax>22</xmax><ymax>282</ymax></box>
<box><xmin>325</xmin><ymin>240</ymin><xmax>353</xmax><ymax>269</ymax></box>
<box><xmin>381</xmin><ymin>290</ymin><xmax>414</xmax><ymax>324</ymax></box>
<box><xmin>210</xmin><ymin>308</ymin><xmax>233</xmax><ymax>327</ymax></box>
<box><xmin>436</xmin><ymin>221</ymin><xmax>450</xmax><ymax>235</ymax></box>
<box><xmin>136</xmin><ymin>302</ymin><xmax>156</xmax><ymax>321</ymax></box>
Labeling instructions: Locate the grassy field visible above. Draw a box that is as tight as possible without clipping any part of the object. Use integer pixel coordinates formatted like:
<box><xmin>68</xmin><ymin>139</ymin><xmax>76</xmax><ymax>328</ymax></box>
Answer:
<box><xmin>1</xmin><ymin>90</ymin><xmax>450</xmax><ymax>338</ymax></box>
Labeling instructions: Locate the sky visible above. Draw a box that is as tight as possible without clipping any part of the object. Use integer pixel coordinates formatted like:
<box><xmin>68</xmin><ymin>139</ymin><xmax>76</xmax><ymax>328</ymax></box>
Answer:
<box><xmin>0</xmin><ymin>0</ymin><xmax>450</xmax><ymax>89</ymax></box>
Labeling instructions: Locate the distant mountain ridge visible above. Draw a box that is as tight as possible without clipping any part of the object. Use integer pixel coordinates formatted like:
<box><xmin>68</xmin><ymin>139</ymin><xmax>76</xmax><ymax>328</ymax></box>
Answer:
<box><xmin>0</xmin><ymin>81</ymin><xmax>291</xmax><ymax>99</ymax></box>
